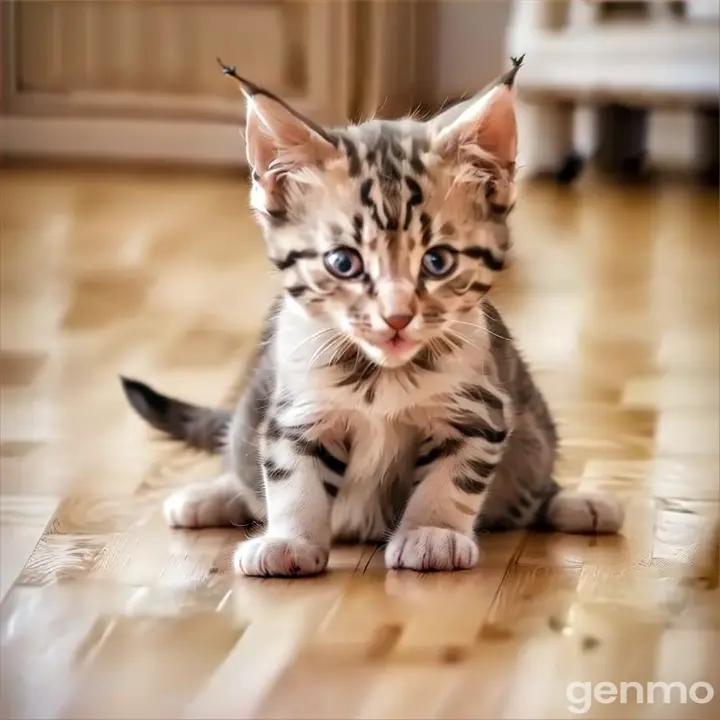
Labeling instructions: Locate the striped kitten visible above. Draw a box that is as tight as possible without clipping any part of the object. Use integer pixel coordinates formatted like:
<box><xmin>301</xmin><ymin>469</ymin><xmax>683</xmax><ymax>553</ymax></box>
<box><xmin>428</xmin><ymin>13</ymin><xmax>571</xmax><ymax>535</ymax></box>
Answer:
<box><xmin>122</xmin><ymin>58</ymin><xmax>623</xmax><ymax>576</ymax></box>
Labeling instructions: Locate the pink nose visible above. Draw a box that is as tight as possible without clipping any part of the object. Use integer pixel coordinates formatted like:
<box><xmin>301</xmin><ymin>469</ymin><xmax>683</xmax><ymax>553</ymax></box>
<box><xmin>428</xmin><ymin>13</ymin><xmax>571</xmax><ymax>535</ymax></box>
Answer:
<box><xmin>383</xmin><ymin>314</ymin><xmax>414</xmax><ymax>331</ymax></box>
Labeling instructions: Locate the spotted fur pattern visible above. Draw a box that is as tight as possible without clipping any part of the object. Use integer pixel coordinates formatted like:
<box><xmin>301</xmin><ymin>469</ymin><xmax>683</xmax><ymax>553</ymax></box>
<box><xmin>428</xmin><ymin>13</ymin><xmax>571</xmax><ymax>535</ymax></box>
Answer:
<box><xmin>122</xmin><ymin>60</ymin><xmax>624</xmax><ymax>576</ymax></box>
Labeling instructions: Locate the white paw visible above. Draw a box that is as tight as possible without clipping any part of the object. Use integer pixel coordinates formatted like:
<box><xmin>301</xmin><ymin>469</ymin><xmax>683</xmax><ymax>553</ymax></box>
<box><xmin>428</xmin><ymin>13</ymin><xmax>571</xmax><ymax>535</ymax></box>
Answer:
<box><xmin>163</xmin><ymin>489</ymin><xmax>232</xmax><ymax>528</ymax></box>
<box><xmin>233</xmin><ymin>537</ymin><xmax>329</xmax><ymax>577</ymax></box>
<box><xmin>385</xmin><ymin>526</ymin><xmax>479</xmax><ymax>571</ymax></box>
<box><xmin>547</xmin><ymin>491</ymin><xmax>625</xmax><ymax>534</ymax></box>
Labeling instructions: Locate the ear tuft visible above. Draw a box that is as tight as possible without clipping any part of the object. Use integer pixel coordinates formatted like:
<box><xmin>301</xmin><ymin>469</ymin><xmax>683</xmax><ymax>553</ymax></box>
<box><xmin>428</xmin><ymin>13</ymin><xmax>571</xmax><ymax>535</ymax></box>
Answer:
<box><xmin>430</xmin><ymin>57</ymin><xmax>522</xmax><ymax>171</ymax></box>
<box><xmin>218</xmin><ymin>58</ymin><xmax>338</xmax><ymax>179</ymax></box>
<box><xmin>434</xmin><ymin>86</ymin><xmax>517</xmax><ymax>170</ymax></box>
<box><xmin>503</xmin><ymin>54</ymin><xmax>525</xmax><ymax>87</ymax></box>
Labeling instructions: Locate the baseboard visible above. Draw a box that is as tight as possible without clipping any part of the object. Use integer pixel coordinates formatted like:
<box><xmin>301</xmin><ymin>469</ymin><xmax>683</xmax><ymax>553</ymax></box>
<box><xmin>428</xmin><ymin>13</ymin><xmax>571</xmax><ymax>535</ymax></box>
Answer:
<box><xmin>0</xmin><ymin>115</ymin><xmax>248</xmax><ymax>168</ymax></box>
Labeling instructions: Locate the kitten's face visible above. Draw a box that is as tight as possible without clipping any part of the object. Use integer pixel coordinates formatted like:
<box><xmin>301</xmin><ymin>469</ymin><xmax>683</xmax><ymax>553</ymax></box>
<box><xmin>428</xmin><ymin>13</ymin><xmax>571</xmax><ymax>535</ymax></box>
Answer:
<box><xmin>256</xmin><ymin>124</ymin><xmax>515</xmax><ymax>368</ymax></box>
<box><xmin>231</xmin><ymin>59</ymin><xmax>520</xmax><ymax>368</ymax></box>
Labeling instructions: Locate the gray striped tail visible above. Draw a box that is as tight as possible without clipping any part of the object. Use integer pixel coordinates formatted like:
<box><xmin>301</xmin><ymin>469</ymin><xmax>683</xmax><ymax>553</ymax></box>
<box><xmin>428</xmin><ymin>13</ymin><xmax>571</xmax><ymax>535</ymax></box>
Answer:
<box><xmin>120</xmin><ymin>377</ymin><xmax>231</xmax><ymax>453</ymax></box>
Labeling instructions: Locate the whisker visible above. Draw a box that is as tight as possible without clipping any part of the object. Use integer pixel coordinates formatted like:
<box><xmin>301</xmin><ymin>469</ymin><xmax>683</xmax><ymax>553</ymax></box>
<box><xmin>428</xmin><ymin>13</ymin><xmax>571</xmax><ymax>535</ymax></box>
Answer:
<box><xmin>427</xmin><ymin>337</ymin><xmax>443</xmax><ymax>360</ymax></box>
<box><xmin>318</xmin><ymin>335</ymin><xmax>351</xmax><ymax>369</ymax></box>
<box><xmin>452</xmin><ymin>318</ymin><xmax>511</xmax><ymax>343</ymax></box>
<box><xmin>478</xmin><ymin>309</ymin><xmax>514</xmax><ymax>341</ymax></box>
<box><xmin>351</xmin><ymin>339</ymin><xmax>362</xmax><ymax>376</ymax></box>
<box><xmin>328</xmin><ymin>337</ymin><xmax>353</xmax><ymax>367</ymax></box>
<box><xmin>308</xmin><ymin>334</ymin><xmax>342</xmax><ymax>368</ymax></box>
<box><xmin>444</xmin><ymin>328</ymin><xmax>484</xmax><ymax>354</ymax></box>
<box><xmin>284</xmin><ymin>327</ymin><xmax>336</xmax><ymax>361</ymax></box>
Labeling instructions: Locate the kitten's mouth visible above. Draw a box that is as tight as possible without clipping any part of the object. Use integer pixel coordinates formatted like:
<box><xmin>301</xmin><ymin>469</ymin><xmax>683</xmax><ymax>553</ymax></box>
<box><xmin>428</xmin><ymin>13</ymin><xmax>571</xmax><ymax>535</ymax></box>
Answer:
<box><xmin>379</xmin><ymin>333</ymin><xmax>418</xmax><ymax>355</ymax></box>
<box><xmin>356</xmin><ymin>331</ymin><xmax>422</xmax><ymax>367</ymax></box>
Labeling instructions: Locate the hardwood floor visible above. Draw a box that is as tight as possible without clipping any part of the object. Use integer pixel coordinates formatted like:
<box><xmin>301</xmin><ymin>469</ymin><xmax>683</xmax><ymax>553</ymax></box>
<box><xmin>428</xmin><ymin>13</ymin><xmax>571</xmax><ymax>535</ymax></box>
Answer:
<box><xmin>1</xmin><ymin>165</ymin><xmax>718</xmax><ymax>719</ymax></box>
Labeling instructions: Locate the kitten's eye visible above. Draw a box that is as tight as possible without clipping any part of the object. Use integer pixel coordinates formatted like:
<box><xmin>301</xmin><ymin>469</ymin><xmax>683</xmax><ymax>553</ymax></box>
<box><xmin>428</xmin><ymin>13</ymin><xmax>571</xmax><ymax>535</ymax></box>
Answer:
<box><xmin>422</xmin><ymin>246</ymin><xmax>457</xmax><ymax>278</ymax></box>
<box><xmin>324</xmin><ymin>247</ymin><xmax>364</xmax><ymax>279</ymax></box>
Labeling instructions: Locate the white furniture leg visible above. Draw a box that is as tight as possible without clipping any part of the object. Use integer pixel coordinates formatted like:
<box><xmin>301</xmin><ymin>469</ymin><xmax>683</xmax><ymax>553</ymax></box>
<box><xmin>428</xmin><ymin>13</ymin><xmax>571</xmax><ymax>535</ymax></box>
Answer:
<box><xmin>516</xmin><ymin>99</ymin><xmax>575</xmax><ymax>177</ymax></box>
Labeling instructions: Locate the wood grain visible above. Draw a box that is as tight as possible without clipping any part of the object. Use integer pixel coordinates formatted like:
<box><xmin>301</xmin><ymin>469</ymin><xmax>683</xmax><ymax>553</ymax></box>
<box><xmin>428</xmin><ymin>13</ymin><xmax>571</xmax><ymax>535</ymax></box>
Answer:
<box><xmin>0</xmin><ymin>165</ymin><xmax>718</xmax><ymax>719</ymax></box>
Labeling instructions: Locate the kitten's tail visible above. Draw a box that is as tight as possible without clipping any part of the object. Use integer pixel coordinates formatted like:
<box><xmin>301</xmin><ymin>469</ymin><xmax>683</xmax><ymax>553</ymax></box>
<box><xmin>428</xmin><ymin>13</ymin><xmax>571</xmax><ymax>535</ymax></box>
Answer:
<box><xmin>537</xmin><ymin>487</ymin><xmax>625</xmax><ymax>534</ymax></box>
<box><xmin>120</xmin><ymin>377</ymin><xmax>231</xmax><ymax>453</ymax></box>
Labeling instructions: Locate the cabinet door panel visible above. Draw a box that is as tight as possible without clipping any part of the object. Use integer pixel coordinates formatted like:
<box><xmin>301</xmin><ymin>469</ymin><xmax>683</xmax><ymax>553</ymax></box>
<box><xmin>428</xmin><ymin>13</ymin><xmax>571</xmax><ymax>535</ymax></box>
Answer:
<box><xmin>3</xmin><ymin>0</ymin><xmax>351</xmax><ymax>125</ymax></box>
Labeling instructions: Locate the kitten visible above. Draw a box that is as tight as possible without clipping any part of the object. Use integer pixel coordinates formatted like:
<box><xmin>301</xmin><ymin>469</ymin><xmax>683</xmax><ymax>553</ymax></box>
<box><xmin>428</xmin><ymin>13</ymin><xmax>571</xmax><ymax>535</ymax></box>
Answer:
<box><xmin>121</xmin><ymin>58</ymin><xmax>624</xmax><ymax>577</ymax></box>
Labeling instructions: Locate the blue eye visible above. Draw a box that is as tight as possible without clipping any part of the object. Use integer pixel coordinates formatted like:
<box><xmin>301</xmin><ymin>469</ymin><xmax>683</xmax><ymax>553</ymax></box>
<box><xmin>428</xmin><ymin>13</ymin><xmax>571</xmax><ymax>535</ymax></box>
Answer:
<box><xmin>422</xmin><ymin>246</ymin><xmax>456</xmax><ymax>278</ymax></box>
<box><xmin>324</xmin><ymin>247</ymin><xmax>364</xmax><ymax>279</ymax></box>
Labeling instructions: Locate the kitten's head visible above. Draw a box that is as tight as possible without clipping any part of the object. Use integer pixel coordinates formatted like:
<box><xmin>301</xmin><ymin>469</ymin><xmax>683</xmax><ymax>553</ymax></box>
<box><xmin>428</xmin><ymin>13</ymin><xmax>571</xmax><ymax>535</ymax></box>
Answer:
<box><xmin>224</xmin><ymin>58</ymin><xmax>521</xmax><ymax>368</ymax></box>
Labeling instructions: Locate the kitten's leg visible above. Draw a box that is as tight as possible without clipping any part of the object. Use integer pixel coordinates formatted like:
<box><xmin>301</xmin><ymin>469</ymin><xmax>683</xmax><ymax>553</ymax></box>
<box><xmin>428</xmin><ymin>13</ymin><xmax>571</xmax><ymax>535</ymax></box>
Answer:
<box><xmin>233</xmin><ymin>427</ymin><xmax>333</xmax><ymax>577</ymax></box>
<box><xmin>386</xmin><ymin>418</ymin><xmax>508</xmax><ymax>572</ymax></box>
<box><xmin>163</xmin><ymin>472</ymin><xmax>259</xmax><ymax>528</ymax></box>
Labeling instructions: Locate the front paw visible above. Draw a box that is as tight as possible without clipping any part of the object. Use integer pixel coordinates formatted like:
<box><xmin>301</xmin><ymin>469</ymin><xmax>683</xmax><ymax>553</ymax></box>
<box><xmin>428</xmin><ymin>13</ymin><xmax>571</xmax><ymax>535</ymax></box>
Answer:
<box><xmin>233</xmin><ymin>537</ymin><xmax>329</xmax><ymax>577</ymax></box>
<box><xmin>163</xmin><ymin>490</ymin><xmax>228</xmax><ymax>528</ymax></box>
<box><xmin>385</xmin><ymin>526</ymin><xmax>479</xmax><ymax>571</ymax></box>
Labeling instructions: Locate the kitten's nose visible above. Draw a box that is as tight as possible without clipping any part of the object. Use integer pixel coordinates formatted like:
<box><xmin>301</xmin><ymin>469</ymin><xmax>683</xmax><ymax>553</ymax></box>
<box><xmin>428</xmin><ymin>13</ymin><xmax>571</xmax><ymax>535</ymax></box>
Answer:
<box><xmin>383</xmin><ymin>314</ymin><xmax>414</xmax><ymax>331</ymax></box>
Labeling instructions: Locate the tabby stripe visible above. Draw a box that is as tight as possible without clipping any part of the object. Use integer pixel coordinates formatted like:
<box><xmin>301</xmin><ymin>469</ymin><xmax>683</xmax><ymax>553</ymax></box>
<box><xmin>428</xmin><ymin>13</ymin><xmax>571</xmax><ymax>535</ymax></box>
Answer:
<box><xmin>409</xmin><ymin>138</ymin><xmax>426</xmax><ymax>175</ymax></box>
<box><xmin>460</xmin><ymin>246</ymin><xmax>504</xmax><ymax>271</ymax></box>
<box><xmin>415</xmin><ymin>437</ymin><xmax>464</xmax><ymax>467</ymax></box>
<box><xmin>516</xmin><ymin>493</ymin><xmax>534</xmax><ymax>509</ymax></box>
<box><xmin>381</xmin><ymin>156</ymin><xmax>401</xmax><ymax>185</ymax></box>
<box><xmin>452</xmin><ymin>497</ymin><xmax>478</xmax><ymax>516</ymax></box>
<box><xmin>284</xmin><ymin>425</ymin><xmax>318</xmax><ymax>455</ymax></box>
<box><xmin>363</xmin><ymin>381</ymin><xmax>378</xmax><ymax>404</ymax></box>
<box><xmin>360</xmin><ymin>272</ymin><xmax>377</xmax><ymax>297</ymax></box>
<box><xmin>449</xmin><ymin>419</ymin><xmax>507</xmax><ymax>443</ymax></box>
<box><xmin>489</xmin><ymin>201</ymin><xmax>516</xmax><ymax>216</ymax></box>
<box><xmin>263</xmin><ymin>459</ymin><xmax>293</xmax><ymax>481</ymax></box>
<box><xmin>265</xmin><ymin>417</ymin><xmax>282</xmax><ymax>441</ymax></box>
<box><xmin>468</xmin><ymin>282</ymin><xmax>491</xmax><ymax>295</ymax></box>
<box><xmin>329</xmin><ymin>223</ymin><xmax>344</xmax><ymax>242</ymax></box>
<box><xmin>323</xmin><ymin>481</ymin><xmax>340</xmax><ymax>499</ymax></box>
<box><xmin>341</xmin><ymin>137</ymin><xmax>361</xmax><ymax>177</ymax></box>
<box><xmin>286</xmin><ymin>285</ymin><xmax>308</xmax><ymax>298</ymax></box>
<box><xmin>266</xmin><ymin>208</ymin><xmax>288</xmax><ymax>227</ymax></box>
<box><xmin>315</xmin><ymin>444</ymin><xmax>347</xmax><ymax>476</ymax></box>
<box><xmin>420</xmin><ymin>212</ymin><xmax>433</xmax><ymax>247</ymax></box>
<box><xmin>466</xmin><ymin>458</ymin><xmax>497</xmax><ymax>477</ymax></box>
<box><xmin>335</xmin><ymin>350</ymin><xmax>381</xmax><ymax>390</ymax></box>
<box><xmin>404</xmin><ymin>176</ymin><xmax>424</xmax><ymax>231</ymax></box>
<box><xmin>445</xmin><ymin>271</ymin><xmax>473</xmax><ymax>296</ymax></box>
<box><xmin>453</xmin><ymin>474</ymin><xmax>488</xmax><ymax>494</ymax></box>
<box><xmin>279</xmin><ymin>422</ymin><xmax>315</xmax><ymax>441</ymax></box>
<box><xmin>274</xmin><ymin>394</ymin><xmax>293</xmax><ymax>412</ymax></box>
<box><xmin>360</xmin><ymin>178</ymin><xmax>385</xmax><ymax>230</ymax></box>
<box><xmin>410</xmin><ymin>345</ymin><xmax>439</xmax><ymax>372</ymax></box>
<box><xmin>458</xmin><ymin>385</ymin><xmax>503</xmax><ymax>411</ymax></box>
<box><xmin>415</xmin><ymin>447</ymin><xmax>441</xmax><ymax>467</ymax></box>
<box><xmin>291</xmin><ymin>437</ymin><xmax>314</xmax><ymax>454</ymax></box>
<box><xmin>352</xmin><ymin>214</ymin><xmax>363</xmax><ymax>245</ymax></box>
<box><xmin>507</xmin><ymin>504</ymin><xmax>526</xmax><ymax>520</ymax></box>
<box><xmin>439</xmin><ymin>222</ymin><xmax>455</xmax><ymax>238</ymax></box>
<box><xmin>271</xmin><ymin>249</ymin><xmax>318</xmax><ymax>271</ymax></box>
<box><xmin>509</xmin><ymin>492</ymin><xmax>539</xmax><ymax>521</ymax></box>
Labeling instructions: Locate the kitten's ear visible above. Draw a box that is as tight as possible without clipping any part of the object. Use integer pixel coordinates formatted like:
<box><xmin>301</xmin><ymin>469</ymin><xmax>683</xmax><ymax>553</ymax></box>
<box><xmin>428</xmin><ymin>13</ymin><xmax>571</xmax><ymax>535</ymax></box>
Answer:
<box><xmin>430</xmin><ymin>56</ymin><xmax>523</xmax><ymax>170</ymax></box>
<box><xmin>218</xmin><ymin>59</ymin><xmax>337</xmax><ymax>177</ymax></box>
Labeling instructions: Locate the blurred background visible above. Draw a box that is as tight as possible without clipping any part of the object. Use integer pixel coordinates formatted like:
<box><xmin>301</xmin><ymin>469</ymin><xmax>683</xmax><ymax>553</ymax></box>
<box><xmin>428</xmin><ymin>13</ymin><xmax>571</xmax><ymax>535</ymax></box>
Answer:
<box><xmin>1</xmin><ymin>2</ymin><xmax>719</xmax><ymax>719</ymax></box>
<box><xmin>0</xmin><ymin>0</ymin><xmax>718</xmax><ymax>176</ymax></box>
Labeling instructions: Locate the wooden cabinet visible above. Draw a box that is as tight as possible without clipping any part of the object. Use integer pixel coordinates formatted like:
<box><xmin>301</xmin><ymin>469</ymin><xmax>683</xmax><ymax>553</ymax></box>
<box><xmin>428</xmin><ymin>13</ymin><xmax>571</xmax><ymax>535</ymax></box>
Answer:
<box><xmin>1</xmin><ymin>0</ymin><xmax>437</xmax><ymax>166</ymax></box>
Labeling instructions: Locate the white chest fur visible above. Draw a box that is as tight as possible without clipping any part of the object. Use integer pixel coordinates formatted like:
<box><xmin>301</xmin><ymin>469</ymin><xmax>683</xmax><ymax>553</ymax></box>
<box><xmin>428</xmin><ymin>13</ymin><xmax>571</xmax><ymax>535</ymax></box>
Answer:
<box><xmin>328</xmin><ymin>412</ymin><xmax>417</xmax><ymax>542</ymax></box>
<box><xmin>272</xmin><ymin>305</ymin><xmax>502</xmax><ymax>541</ymax></box>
